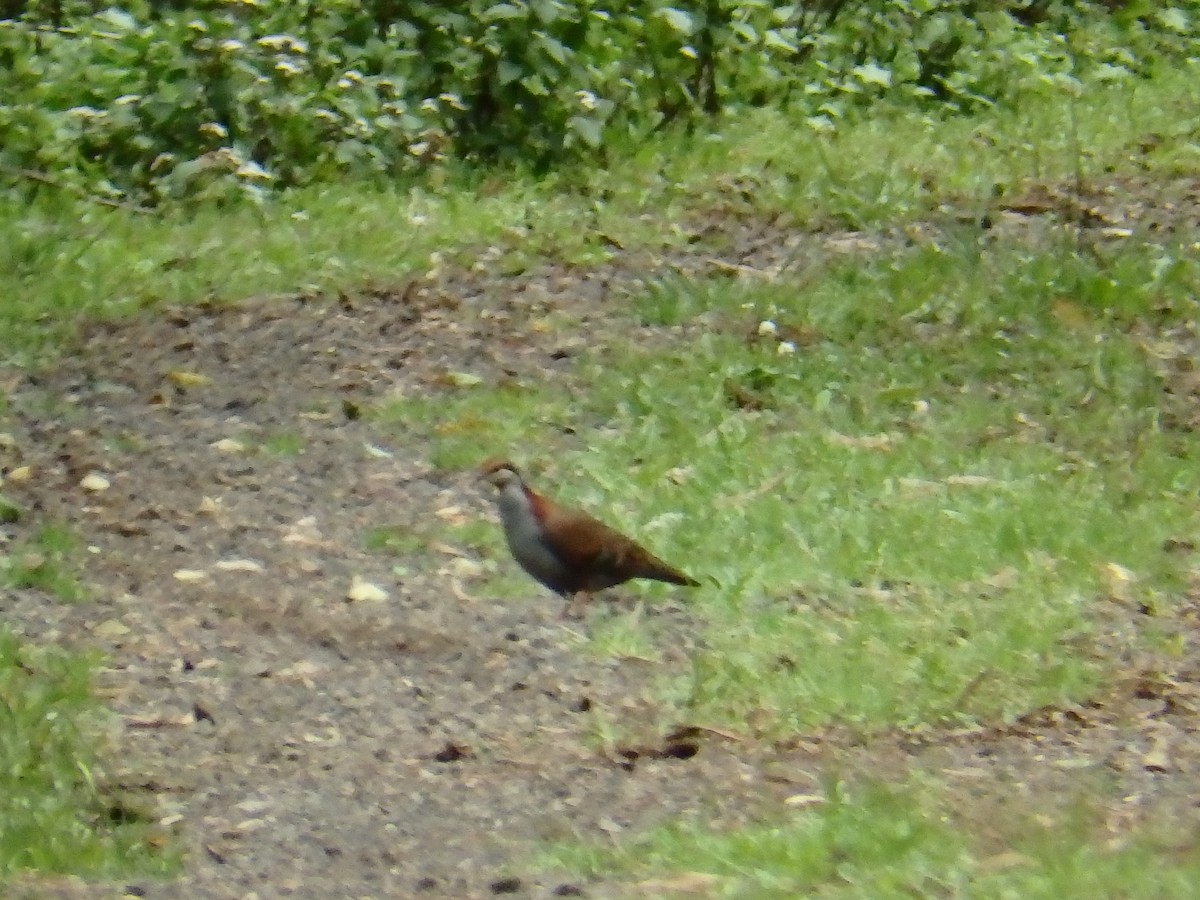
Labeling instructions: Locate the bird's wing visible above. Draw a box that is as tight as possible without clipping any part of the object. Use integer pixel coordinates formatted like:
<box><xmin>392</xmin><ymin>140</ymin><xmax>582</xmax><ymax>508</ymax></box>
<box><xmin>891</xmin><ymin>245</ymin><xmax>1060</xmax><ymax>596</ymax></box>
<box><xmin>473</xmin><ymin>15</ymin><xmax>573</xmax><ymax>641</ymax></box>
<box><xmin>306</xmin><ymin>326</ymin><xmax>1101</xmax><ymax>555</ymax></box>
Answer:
<box><xmin>539</xmin><ymin>498</ymin><xmax>698</xmax><ymax>587</ymax></box>
<box><xmin>538</xmin><ymin>505</ymin><xmax>642</xmax><ymax>572</ymax></box>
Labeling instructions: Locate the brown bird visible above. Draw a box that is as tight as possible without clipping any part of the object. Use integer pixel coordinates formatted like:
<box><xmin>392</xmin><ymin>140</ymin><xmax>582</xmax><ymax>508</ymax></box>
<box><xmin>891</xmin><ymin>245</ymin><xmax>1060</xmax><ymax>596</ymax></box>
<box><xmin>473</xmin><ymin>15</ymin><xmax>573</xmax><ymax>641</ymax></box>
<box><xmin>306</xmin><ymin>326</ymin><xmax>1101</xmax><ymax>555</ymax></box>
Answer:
<box><xmin>480</xmin><ymin>459</ymin><xmax>699</xmax><ymax>616</ymax></box>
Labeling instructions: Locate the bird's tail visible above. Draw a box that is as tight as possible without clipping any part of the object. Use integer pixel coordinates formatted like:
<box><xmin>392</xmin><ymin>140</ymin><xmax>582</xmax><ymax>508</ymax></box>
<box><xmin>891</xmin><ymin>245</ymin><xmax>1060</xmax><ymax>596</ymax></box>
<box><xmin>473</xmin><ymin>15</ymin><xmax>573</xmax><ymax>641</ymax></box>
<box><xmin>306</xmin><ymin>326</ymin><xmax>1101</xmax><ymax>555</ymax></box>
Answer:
<box><xmin>641</xmin><ymin>556</ymin><xmax>700</xmax><ymax>587</ymax></box>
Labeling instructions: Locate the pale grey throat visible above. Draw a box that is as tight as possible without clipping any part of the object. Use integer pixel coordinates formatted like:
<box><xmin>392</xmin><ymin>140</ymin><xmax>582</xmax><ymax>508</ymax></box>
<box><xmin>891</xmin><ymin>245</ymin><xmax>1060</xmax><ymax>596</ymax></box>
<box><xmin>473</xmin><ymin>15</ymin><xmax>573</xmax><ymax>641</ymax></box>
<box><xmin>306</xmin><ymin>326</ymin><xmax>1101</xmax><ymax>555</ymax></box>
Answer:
<box><xmin>495</xmin><ymin>479</ymin><xmax>570</xmax><ymax>593</ymax></box>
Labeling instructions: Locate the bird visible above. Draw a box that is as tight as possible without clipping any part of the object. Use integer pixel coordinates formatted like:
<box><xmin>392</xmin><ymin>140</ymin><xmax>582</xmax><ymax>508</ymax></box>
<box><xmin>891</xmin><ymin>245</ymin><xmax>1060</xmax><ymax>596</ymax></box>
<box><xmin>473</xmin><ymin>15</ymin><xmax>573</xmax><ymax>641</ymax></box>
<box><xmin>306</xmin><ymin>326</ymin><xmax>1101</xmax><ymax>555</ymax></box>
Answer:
<box><xmin>480</xmin><ymin>459</ymin><xmax>699</xmax><ymax>617</ymax></box>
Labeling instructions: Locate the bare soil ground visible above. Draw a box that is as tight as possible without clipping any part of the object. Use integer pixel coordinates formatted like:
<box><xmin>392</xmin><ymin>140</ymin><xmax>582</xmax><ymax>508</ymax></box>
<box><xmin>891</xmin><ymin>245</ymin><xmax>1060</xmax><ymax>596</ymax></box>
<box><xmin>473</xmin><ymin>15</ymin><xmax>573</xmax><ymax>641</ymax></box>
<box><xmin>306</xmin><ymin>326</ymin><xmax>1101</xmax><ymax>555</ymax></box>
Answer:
<box><xmin>3</xmin><ymin>184</ymin><xmax>1200</xmax><ymax>898</ymax></box>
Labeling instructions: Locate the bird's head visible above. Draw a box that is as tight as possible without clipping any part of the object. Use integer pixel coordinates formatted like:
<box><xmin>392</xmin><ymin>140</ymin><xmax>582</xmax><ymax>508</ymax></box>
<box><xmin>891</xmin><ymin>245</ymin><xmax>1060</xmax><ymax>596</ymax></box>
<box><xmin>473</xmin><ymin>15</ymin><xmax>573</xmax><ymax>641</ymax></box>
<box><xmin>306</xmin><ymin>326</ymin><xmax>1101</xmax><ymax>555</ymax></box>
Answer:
<box><xmin>480</xmin><ymin>458</ymin><xmax>523</xmax><ymax>491</ymax></box>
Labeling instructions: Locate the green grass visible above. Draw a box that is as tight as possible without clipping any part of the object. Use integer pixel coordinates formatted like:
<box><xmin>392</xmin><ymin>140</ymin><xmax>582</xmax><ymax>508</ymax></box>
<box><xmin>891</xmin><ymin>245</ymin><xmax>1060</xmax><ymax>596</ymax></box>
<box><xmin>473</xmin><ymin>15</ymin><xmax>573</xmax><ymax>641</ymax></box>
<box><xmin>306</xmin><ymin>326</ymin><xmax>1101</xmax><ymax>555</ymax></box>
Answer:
<box><xmin>0</xmin><ymin>492</ymin><xmax>22</xmax><ymax>524</ymax></box>
<box><xmin>2</xmin><ymin>523</ymin><xmax>86</xmax><ymax>602</ymax></box>
<box><xmin>374</xmin><ymin>383</ymin><xmax>576</xmax><ymax>473</ymax></box>
<box><xmin>257</xmin><ymin>430</ymin><xmax>307</xmax><ymax>456</ymax></box>
<box><xmin>2</xmin><ymin>48</ymin><xmax>1199</xmax><ymax>894</ymax></box>
<box><xmin>363</xmin><ymin>523</ymin><xmax>429</xmax><ymax>557</ymax></box>
<box><xmin>2</xmin><ymin>61</ymin><xmax>1197</xmax><ymax>363</ymax></box>
<box><xmin>0</xmin><ymin>534</ymin><xmax>169</xmax><ymax>880</ymax></box>
<box><xmin>546</xmin><ymin>777</ymin><xmax>1200</xmax><ymax>898</ymax></box>
<box><xmin>0</xmin><ymin>629</ymin><xmax>176</xmax><ymax>879</ymax></box>
<box><xmin>404</xmin><ymin>238</ymin><xmax>1199</xmax><ymax>732</ymax></box>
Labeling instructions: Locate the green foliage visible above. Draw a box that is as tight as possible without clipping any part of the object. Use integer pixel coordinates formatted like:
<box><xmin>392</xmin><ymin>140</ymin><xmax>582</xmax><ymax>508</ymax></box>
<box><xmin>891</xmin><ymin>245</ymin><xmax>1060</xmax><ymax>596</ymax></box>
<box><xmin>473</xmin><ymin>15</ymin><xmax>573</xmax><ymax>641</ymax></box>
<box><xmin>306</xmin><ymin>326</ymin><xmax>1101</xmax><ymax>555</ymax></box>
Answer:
<box><xmin>1</xmin><ymin>523</ymin><xmax>85</xmax><ymax>601</ymax></box>
<box><xmin>552</xmin><ymin>780</ymin><xmax>967</xmax><ymax>895</ymax></box>
<box><xmin>0</xmin><ymin>629</ymin><xmax>176</xmax><ymax>878</ymax></box>
<box><xmin>395</xmin><ymin>234</ymin><xmax>1200</xmax><ymax>731</ymax></box>
<box><xmin>3</xmin><ymin>57</ymin><xmax>1195</xmax><ymax>361</ymax></box>
<box><xmin>0</xmin><ymin>18</ymin><xmax>1197</xmax><ymax>891</ymax></box>
<box><xmin>0</xmin><ymin>492</ymin><xmax>20</xmax><ymax>524</ymax></box>
<box><xmin>374</xmin><ymin>382</ymin><xmax>575</xmax><ymax>472</ymax></box>
<box><xmin>363</xmin><ymin>523</ymin><xmax>426</xmax><ymax>556</ymax></box>
<box><xmin>257</xmin><ymin>430</ymin><xmax>306</xmax><ymax>456</ymax></box>
<box><xmin>2</xmin><ymin>1</ymin><xmax>1197</xmax><ymax>202</ymax></box>
<box><xmin>549</xmin><ymin>776</ymin><xmax>1200</xmax><ymax>898</ymax></box>
<box><xmin>0</xmin><ymin>46</ymin><xmax>1197</xmax><ymax>739</ymax></box>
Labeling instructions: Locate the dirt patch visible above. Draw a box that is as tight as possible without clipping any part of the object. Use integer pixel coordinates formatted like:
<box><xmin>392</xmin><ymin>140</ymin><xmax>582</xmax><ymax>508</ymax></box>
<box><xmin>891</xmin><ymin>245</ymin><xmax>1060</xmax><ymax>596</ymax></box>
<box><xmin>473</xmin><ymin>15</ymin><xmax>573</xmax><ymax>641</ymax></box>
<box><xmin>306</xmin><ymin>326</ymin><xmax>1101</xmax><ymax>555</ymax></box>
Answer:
<box><xmin>2</xmin><ymin>263</ymin><xmax>790</xmax><ymax>898</ymax></box>
<box><xmin>2</xmin><ymin>203</ymin><xmax>1200</xmax><ymax>898</ymax></box>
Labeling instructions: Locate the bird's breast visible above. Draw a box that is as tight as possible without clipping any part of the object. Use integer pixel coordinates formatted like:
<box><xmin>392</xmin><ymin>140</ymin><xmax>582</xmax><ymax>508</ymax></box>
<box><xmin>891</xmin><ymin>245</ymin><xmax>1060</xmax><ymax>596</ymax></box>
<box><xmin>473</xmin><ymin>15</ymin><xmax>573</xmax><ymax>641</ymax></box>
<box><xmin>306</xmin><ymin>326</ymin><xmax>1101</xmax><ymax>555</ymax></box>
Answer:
<box><xmin>498</xmin><ymin>489</ymin><xmax>569</xmax><ymax>590</ymax></box>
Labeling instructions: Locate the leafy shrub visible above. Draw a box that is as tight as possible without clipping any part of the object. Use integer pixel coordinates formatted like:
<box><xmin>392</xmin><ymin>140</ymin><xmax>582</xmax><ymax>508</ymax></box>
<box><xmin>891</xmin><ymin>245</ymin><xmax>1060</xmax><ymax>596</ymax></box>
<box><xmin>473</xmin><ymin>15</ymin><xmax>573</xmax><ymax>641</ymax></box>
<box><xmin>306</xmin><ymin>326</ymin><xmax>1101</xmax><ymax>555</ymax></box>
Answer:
<box><xmin>0</xmin><ymin>0</ymin><xmax>1196</xmax><ymax>202</ymax></box>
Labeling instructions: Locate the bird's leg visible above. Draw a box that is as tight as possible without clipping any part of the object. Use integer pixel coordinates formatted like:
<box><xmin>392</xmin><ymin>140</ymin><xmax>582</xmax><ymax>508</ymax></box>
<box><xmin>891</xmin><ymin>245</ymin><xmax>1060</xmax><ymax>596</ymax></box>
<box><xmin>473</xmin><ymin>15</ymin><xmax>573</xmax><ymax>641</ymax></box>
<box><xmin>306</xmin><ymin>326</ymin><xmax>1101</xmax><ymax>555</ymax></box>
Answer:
<box><xmin>560</xmin><ymin>592</ymin><xmax>588</xmax><ymax>619</ymax></box>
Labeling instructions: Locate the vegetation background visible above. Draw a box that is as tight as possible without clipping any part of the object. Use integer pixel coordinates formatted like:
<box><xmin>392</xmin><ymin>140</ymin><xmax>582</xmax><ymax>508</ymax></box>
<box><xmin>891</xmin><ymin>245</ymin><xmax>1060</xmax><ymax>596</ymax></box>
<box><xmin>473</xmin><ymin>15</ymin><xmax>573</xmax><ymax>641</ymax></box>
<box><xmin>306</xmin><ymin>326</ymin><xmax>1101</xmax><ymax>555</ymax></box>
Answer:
<box><xmin>1</xmin><ymin>0</ymin><xmax>1190</xmax><ymax>204</ymax></box>
<box><xmin>2</xmin><ymin>0</ymin><xmax>1200</xmax><ymax>896</ymax></box>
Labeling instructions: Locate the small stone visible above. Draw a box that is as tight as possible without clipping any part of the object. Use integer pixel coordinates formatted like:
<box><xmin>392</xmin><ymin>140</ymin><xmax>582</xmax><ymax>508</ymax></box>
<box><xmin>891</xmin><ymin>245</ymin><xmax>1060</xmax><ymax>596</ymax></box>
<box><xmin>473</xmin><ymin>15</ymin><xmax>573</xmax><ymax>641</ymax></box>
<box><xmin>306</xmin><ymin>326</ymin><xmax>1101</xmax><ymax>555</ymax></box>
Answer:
<box><xmin>783</xmin><ymin>793</ymin><xmax>826</xmax><ymax>807</ymax></box>
<box><xmin>597</xmin><ymin>816</ymin><xmax>624</xmax><ymax>834</ymax></box>
<box><xmin>346</xmin><ymin>577</ymin><xmax>388</xmax><ymax>602</ymax></box>
<box><xmin>166</xmin><ymin>370</ymin><xmax>212</xmax><ymax>388</ymax></box>
<box><xmin>197</xmin><ymin>496</ymin><xmax>221</xmax><ymax>515</ymax></box>
<box><xmin>214</xmin><ymin>559</ymin><xmax>264</xmax><ymax>573</ymax></box>
<box><xmin>80</xmin><ymin>472</ymin><xmax>111</xmax><ymax>492</ymax></box>
<box><xmin>442</xmin><ymin>371</ymin><xmax>482</xmax><ymax>388</ymax></box>
<box><xmin>449</xmin><ymin>557</ymin><xmax>484</xmax><ymax>578</ymax></box>
<box><xmin>94</xmin><ymin>619</ymin><xmax>131</xmax><ymax>638</ymax></box>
